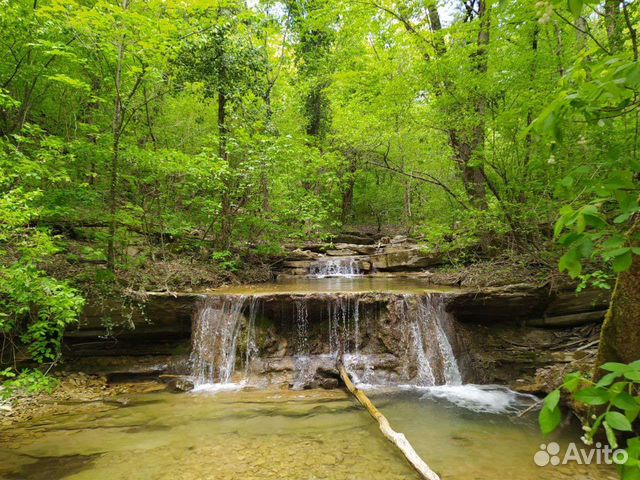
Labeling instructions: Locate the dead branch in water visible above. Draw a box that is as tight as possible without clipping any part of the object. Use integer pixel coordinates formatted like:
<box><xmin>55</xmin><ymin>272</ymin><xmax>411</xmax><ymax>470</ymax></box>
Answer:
<box><xmin>338</xmin><ymin>365</ymin><xmax>441</xmax><ymax>480</ymax></box>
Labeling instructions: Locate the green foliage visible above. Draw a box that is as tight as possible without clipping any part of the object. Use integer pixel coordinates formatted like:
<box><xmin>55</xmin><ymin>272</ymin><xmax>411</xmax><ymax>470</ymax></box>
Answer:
<box><xmin>0</xmin><ymin>93</ymin><xmax>85</xmax><ymax>368</ymax></box>
<box><xmin>1</xmin><ymin>263</ymin><xmax>84</xmax><ymax>362</ymax></box>
<box><xmin>1</xmin><ymin>0</ymin><xmax>639</xmax><ymax>404</ymax></box>
<box><xmin>211</xmin><ymin>250</ymin><xmax>242</xmax><ymax>273</ymax></box>
<box><xmin>0</xmin><ymin>368</ymin><xmax>59</xmax><ymax>400</ymax></box>
<box><xmin>540</xmin><ymin>362</ymin><xmax>640</xmax><ymax>479</ymax></box>
<box><xmin>534</xmin><ymin>46</ymin><xmax>640</xmax><ymax>283</ymax></box>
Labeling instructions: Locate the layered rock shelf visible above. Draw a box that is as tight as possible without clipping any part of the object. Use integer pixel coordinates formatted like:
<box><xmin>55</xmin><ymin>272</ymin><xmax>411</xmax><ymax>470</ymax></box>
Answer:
<box><xmin>64</xmin><ymin>280</ymin><xmax>610</xmax><ymax>392</ymax></box>
<box><xmin>276</xmin><ymin>234</ymin><xmax>443</xmax><ymax>277</ymax></box>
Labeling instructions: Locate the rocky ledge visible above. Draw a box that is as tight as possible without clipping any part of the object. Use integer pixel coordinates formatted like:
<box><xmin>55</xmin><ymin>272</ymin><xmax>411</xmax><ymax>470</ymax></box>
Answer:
<box><xmin>57</xmin><ymin>279</ymin><xmax>610</xmax><ymax>395</ymax></box>
<box><xmin>277</xmin><ymin>234</ymin><xmax>445</xmax><ymax>276</ymax></box>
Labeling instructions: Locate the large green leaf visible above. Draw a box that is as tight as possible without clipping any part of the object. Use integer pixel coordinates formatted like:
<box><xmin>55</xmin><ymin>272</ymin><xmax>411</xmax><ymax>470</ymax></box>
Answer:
<box><xmin>539</xmin><ymin>404</ymin><xmax>562</xmax><ymax>435</ymax></box>
<box><xmin>613</xmin><ymin>251</ymin><xmax>634</xmax><ymax>273</ymax></box>
<box><xmin>605</xmin><ymin>411</ymin><xmax>633</xmax><ymax>432</ymax></box>
<box><xmin>574</xmin><ymin>387</ymin><xmax>609</xmax><ymax>405</ymax></box>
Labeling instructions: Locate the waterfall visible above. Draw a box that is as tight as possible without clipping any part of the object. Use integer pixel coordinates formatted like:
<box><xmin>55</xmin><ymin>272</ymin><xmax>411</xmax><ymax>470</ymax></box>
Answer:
<box><xmin>189</xmin><ymin>292</ymin><xmax>462</xmax><ymax>388</ymax></box>
<box><xmin>411</xmin><ymin>295</ymin><xmax>462</xmax><ymax>386</ymax></box>
<box><xmin>309</xmin><ymin>258</ymin><xmax>361</xmax><ymax>277</ymax></box>
<box><xmin>190</xmin><ymin>295</ymin><xmax>257</xmax><ymax>386</ymax></box>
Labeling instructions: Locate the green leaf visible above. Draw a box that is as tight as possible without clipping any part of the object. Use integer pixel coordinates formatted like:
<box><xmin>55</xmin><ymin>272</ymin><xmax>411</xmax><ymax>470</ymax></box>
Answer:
<box><xmin>613</xmin><ymin>392</ymin><xmax>639</xmax><ymax>411</ymax></box>
<box><xmin>604</xmin><ymin>421</ymin><xmax>619</xmax><ymax>449</ymax></box>
<box><xmin>564</xmin><ymin>372</ymin><xmax>582</xmax><ymax>392</ymax></box>
<box><xmin>559</xmin><ymin>251</ymin><xmax>582</xmax><ymax>277</ymax></box>
<box><xmin>626</xmin><ymin>405</ymin><xmax>640</xmax><ymax>423</ymax></box>
<box><xmin>601</xmin><ymin>362</ymin><xmax>629</xmax><ymax>373</ymax></box>
<box><xmin>614</xmin><ymin>251</ymin><xmax>633</xmax><ymax>272</ymax></box>
<box><xmin>539</xmin><ymin>404</ymin><xmax>562</xmax><ymax>435</ymax></box>
<box><xmin>584</xmin><ymin>213</ymin><xmax>607</xmax><ymax>228</ymax></box>
<box><xmin>574</xmin><ymin>387</ymin><xmax>609</xmax><ymax>405</ymax></box>
<box><xmin>605</xmin><ymin>411</ymin><xmax>633</xmax><ymax>431</ymax></box>
<box><xmin>545</xmin><ymin>389</ymin><xmax>561</xmax><ymax>410</ymax></box>
<box><xmin>596</xmin><ymin>371</ymin><xmax>621</xmax><ymax>387</ymax></box>
<box><xmin>568</xmin><ymin>0</ymin><xmax>583</xmax><ymax>18</ymax></box>
<box><xmin>554</xmin><ymin>218</ymin><xmax>566</xmax><ymax>238</ymax></box>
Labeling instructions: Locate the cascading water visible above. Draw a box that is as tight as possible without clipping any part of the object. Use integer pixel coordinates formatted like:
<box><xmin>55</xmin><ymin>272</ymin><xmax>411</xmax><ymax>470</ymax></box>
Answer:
<box><xmin>190</xmin><ymin>295</ymin><xmax>257</xmax><ymax>386</ymax></box>
<box><xmin>411</xmin><ymin>294</ymin><xmax>462</xmax><ymax>386</ymax></box>
<box><xmin>189</xmin><ymin>291</ymin><xmax>463</xmax><ymax>388</ymax></box>
<box><xmin>309</xmin><ymin>258</ymin><xmax>361</xmax><ymax>277</ymax></box>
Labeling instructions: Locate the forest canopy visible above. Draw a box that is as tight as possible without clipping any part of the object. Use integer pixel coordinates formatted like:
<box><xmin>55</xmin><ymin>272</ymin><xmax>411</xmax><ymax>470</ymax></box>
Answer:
<box><xmin>1</xmin><ymin>0</ymin><xmax>639</xmax><ymax>367</ymax></box>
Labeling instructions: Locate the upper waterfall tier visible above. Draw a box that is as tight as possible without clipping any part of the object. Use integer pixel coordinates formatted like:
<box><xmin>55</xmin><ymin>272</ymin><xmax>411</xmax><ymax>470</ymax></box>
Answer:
<box><xmin>309</xmin><ymin>257</ymin><xmax>363</xmax><ymax>277</ymax></box>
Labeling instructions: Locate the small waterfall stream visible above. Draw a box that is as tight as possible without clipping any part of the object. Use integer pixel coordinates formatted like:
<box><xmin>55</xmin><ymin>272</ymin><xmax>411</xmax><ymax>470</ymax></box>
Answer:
<box><xmin>189</xmin><ymin>291</ymin><xmax>463</xmax><ymax>389</ymax></box>
<box><xmin>309</xmin><ymin>258</ymin><xmax>362</xmax><ymax>277</ymax></box>
<box><xmin>190</xmin><ymin>296</ymin><xmax>257</xmax><ymax>385</ymax></box>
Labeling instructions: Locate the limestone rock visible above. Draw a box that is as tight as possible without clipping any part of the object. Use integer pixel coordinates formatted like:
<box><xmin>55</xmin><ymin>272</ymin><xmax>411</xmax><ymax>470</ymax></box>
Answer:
<box><xmin>390</xmin><ymin>235</ymin><xmax>408</xmax><ymax>244</ymax></box>
<box><xmin>285</xmin><ymin>249</ymin><xmax>322</xmax><ymax>261</ymax></box>
<box><xmin>166</xmin><ymin>377</ymin><xmax>194</xmax><ymax>393</ymax></box>
<box><xmin>326</xmin><ymin>249</ymin><xmax>358</xmax><ymax>256</ymax></box>
<box><xmin>370</xmin><ymin>249</ymin><xmax>441</xmax><ymax>271</ymax></box>
<box><xmin>331</xmin><ymin>233</ymin><xmax>376</xmax><ymax>245</ymax></box>
<box><xmin>282</xmin><ymin>260</ymin><xmax>313</xmax><ymax>269</ymax></box>
<box><xmin>333</xmin><ymin>243</ymin><xmax>378</xmax><ymax>255</ymax></box>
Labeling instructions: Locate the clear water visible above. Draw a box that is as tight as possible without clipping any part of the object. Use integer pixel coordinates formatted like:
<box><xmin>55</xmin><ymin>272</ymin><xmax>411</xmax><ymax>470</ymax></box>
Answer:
<box><xmin>0</xmin><ymin>388</ymin><xmax>616</xmax><ymax>480</ymax></box>
<box><xmin>309</xmin><ymin>258</ymin><xmax>362</xmax><ymax>278</ymax></box>
<box><xmin>201</xmin><ymin>276</ymin><xmax>462</xmax><ymax>295</ymax></box>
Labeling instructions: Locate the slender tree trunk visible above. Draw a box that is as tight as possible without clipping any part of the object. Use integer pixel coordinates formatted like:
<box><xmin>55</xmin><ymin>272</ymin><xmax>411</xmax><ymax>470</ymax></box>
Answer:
<box><xmin>438</xmin><ymin>2</ymin><xmax>489</xmax><ymax>210</ymax></box>
<box><xmin>341</xmin><ymin>155</ymin><xmax>357</xmax><ymax>223</ymax></box>
<box><xmin>261</xmin><ymin>89</ymin><xmax>273</xmax><ymax>211</ymax></box>
<box><xmin>604</xmin><ymin>0</ymin><xmax>622</xmax><ymax>52</ymax></box>
<box><xmin>553</xmin><ymin>21</ymin><xmax>565</xmax><ymax>76</ymax></box>
<box><xmin>107</xmin><ymin>4</ymin><xmax>128</xmax><ymax>271</ymax></box>
<box><xmin>575</xmin><ymin>16</ymin><xmax>589</xmax><ymax>52</ymax></box>
<box><xmin>524</xmin><ymin>25</ymin><xmax>539</xmax><ymax>173</ymax></box>
<box><xmin>218</xmin><ymin>85</ymin><xmax>232</xmax><ymax>249</ymax></box>
<box><xmin>622</xmin><ymin>0</ymin><xmax>638</xmax><ymax>61</ymax></box>
<box><xmin>426</xmin><ymin>1</ymin><xmax>442</xmax><ymax>33</ymax></box>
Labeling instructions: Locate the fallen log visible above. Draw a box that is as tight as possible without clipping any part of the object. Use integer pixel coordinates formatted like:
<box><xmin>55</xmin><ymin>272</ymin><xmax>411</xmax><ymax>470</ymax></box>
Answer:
<box><xmin>338</xmin><ymin>365</ymin><xmax>441</xmax><ymax>480</ymax></box>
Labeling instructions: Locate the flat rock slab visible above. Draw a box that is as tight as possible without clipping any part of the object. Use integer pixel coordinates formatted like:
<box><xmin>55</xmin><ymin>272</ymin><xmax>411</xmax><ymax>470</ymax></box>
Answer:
<box><xmin>370</xmin><ymin>249</ymin><xmax>442</xmax><ymax>271</ymax></box>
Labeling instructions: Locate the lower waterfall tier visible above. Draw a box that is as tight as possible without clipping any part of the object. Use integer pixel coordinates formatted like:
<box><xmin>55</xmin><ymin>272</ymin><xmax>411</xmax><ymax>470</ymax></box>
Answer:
<box><xmin>190</xmin><ymin>292</ymin><xmax>463</xmax><ymax>388</ymax></box>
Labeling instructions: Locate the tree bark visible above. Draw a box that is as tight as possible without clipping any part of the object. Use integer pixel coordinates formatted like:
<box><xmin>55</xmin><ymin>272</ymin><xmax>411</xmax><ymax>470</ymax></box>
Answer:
<box><xmin>595</xmin><ymin>219</ymin><xmax>640</xmax><ymax>367</ymax></box>
<box><xmin>341</xmin><ymin>154</ymin><xmax>357</xmax><ymax>222</ymax></box>
<box><xmin>107</xmin><ymin>2</ymin><xmax>128</xmax><ymax>271</ymax></box>
<box><xmin>218</xmin><ymin>59</ymin><xmax>232</xmax><ymax>249</ymax></box>
<box><xmin>604</xmin><ymin>0</ymin><xmax>622</xmax><ymax>52</ymax></box>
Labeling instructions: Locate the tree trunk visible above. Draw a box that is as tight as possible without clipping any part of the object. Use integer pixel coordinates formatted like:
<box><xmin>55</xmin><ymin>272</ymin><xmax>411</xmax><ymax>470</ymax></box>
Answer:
<box><xmin>107</xmin><ymin>5</ymin><xmax>128</xmax><ymax>271</ymax></box>
<box><xmin>218</xmin><ymin>86</ymin><xmax>232</xmax><ymax>249</ymax></box>
<box><xmin>595</xmin><ymin>219</ymin><xmax>640</xmax><ymax>367</ymax></box>
<box><xmin>448</xmin><ymin>131</ymin><xmax>487</xmax><ymax>209</ymax></box>
<box><xmin>604</xmin><ymin>0</ymin><xmax>622</xmax><ymax>52</ymax></box>
<box><xmin>470</xmin><ymin>0</ymin><xmax>490</xmax><ymax>210</ymax></box>
<box><xmin>441</xmin><ymin>2</ymin><xmax>489</xmax><ymax>210</ymax></box>
<box><xmin>426</xmin><ymin>1</ymin><xmax>442</xmax><ymax>33</ymax></box>
<box><xmin>524</xmin><ymin>25</ymin><xmax>539</xmax><ymax>173</ymax></box>
<box><xmin>341</xmin><ymin>156</ymin><xmax>357</xmax><ymax>223</ymax></box>
<box><xmin>261</xmin><ymin>89</ymin><xmax>273</xmax><ymax>211</ymax></box>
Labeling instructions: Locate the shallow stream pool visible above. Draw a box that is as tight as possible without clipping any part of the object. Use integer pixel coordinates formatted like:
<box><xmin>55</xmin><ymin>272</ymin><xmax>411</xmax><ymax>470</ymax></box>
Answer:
<box><xmin>0</xmin><ymin>386</ymin><xmax>617</xmax><ymax>479</ymax></box>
